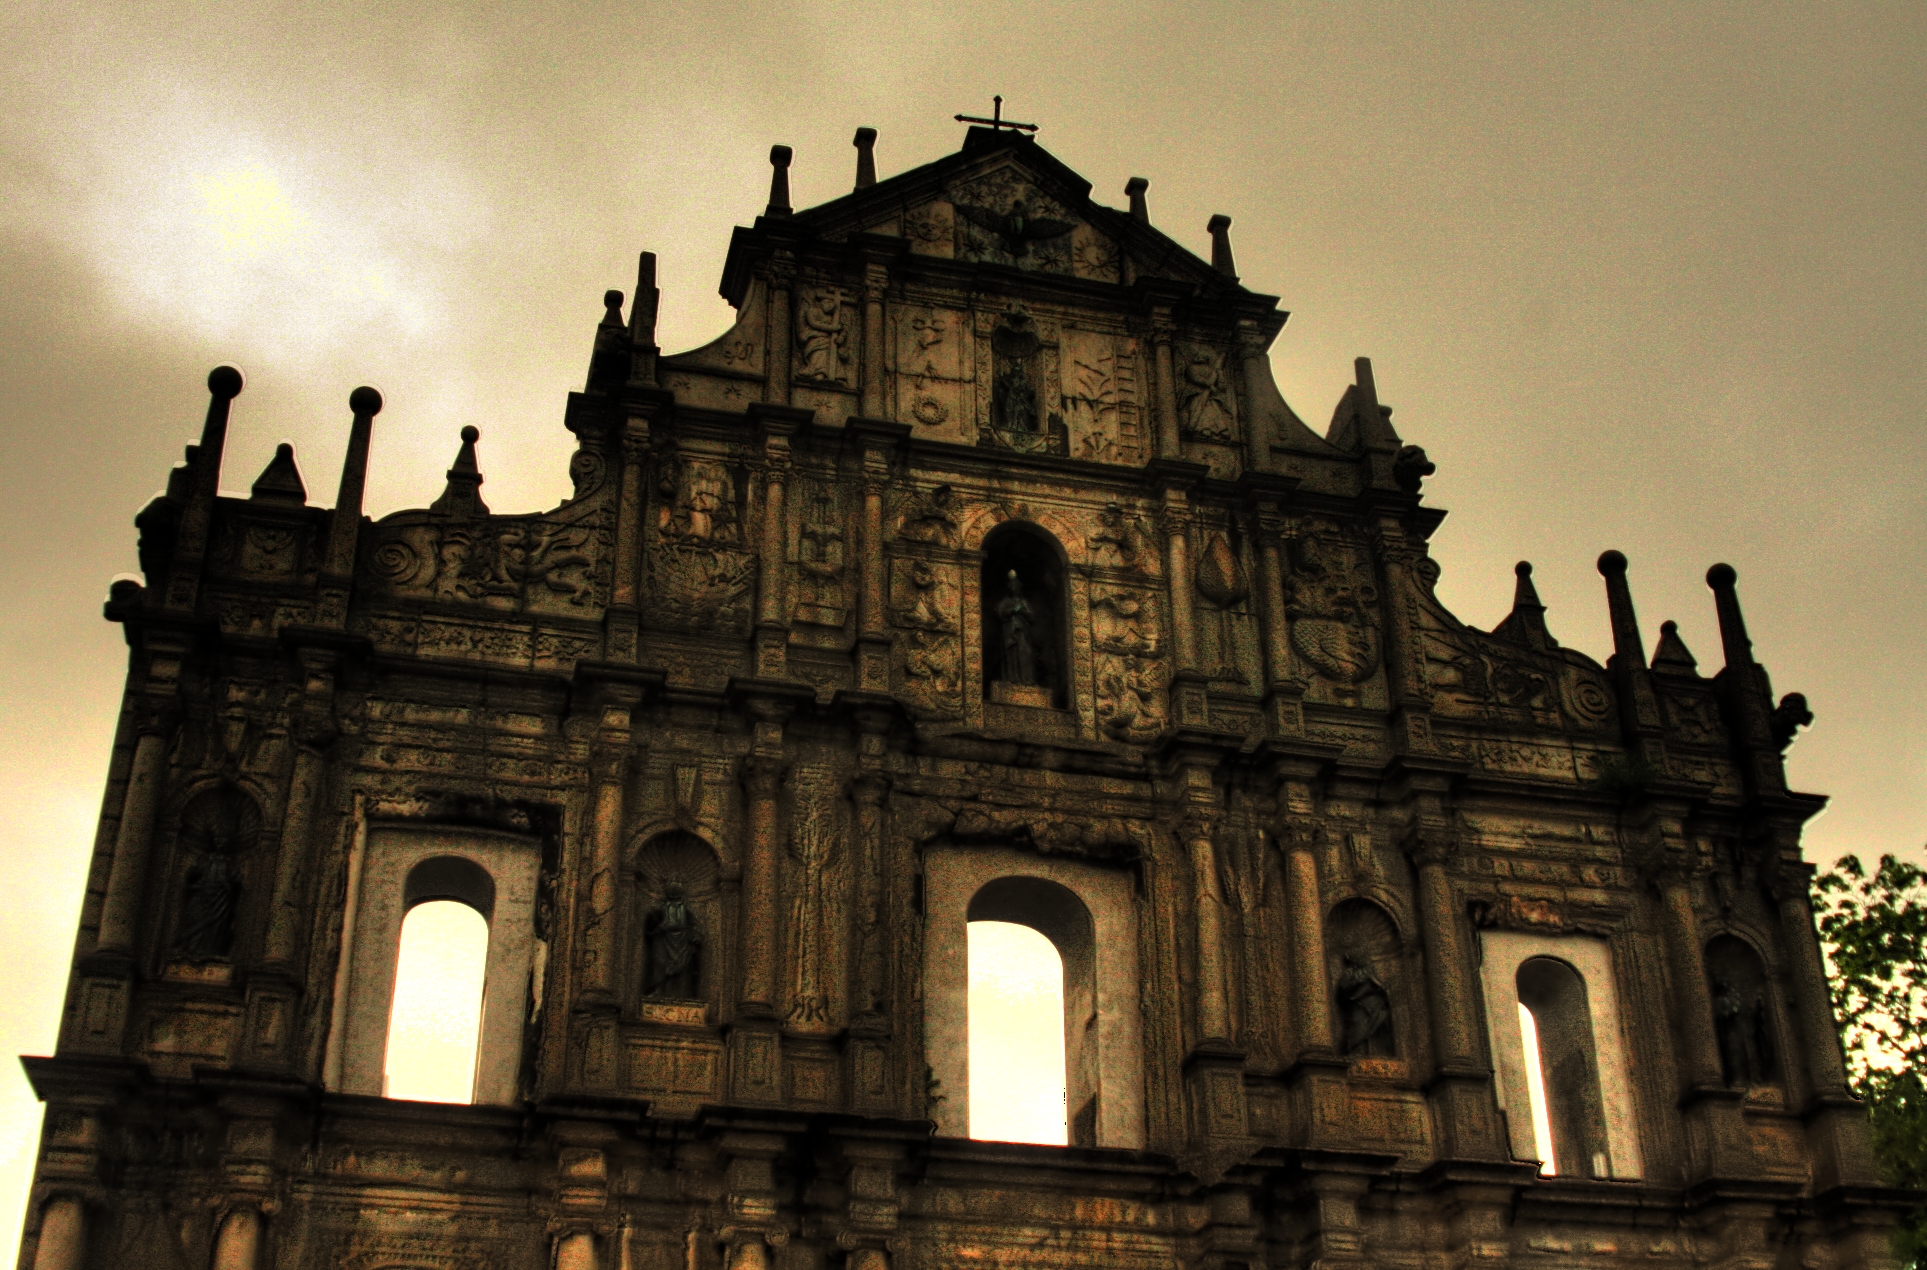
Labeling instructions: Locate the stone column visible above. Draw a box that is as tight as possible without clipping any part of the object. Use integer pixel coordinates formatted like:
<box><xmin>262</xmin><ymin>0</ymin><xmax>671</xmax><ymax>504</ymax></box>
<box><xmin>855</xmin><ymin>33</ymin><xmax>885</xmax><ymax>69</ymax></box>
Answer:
<box><xmin>767</xmin><ymin>259</ymin><xmax>794</xmax><ymax>405</ymax></box>
<box><xmin>738</xmin><ymin>757</ymin><xmax>787</xmax><ymax>1014</ymax></box>
<box><xmin>611</xmin><ymin>426</ymin><xmax>649</xmax><ymax>611</ymax></box>
<box><xmin>1657</xmin><ymin>871</ymin><xmax>1724</xmax><ymax>1091</ymax></box>
<box><xmin>860</xmin><ymin>262</ymin><xmax>888</xmax><ymax>418</ymax></box>
<box><xmin>851</xmin><ymin>771</ymin><xmax>891</xmax><ymax>1022</ymax></box>
<box><xmin>753</xmin><ymin>436</ymin><xmax>792</xmax><ymax>680</ymax></box>
<box><xmin>259</xmin><ymin>728</ymin><xmax>331</xmax><ymax>969</ymax></box>
<box><xmin>210</xmin><ymin>1206</ymin><xmax>261</xmax><ymax>1270</ymax></box>
<box><xmin>1411</xmin><ymin>836</ymin><xmax>1479</xmax><ymax>1070</ymax></box>
<box><xmin>1774</xmin><ymin>864</ymin><xmax>1850</xmax><ymax>1097</ymax></box>
<box><xmin>1250</xmin><ymin>495</ymin><xmax>1304</xmax><ymax>738</ymax></box>
<box><xmin>580</xmin><ymin>745</ymin><xmax>630</xmax><ymax>1001</ymax></box>
<box><xmin>555</xmin><ymin>1231</ymin><xmax>598</xmax><ymax>1270</ymax></box>
<box><xmin>30</xmin><ymin>1196</ymin><xmax>84</xmax><ymax>1270</ymax></box>
<box><xmin>853</xmin><ymin>451</ymin><xmax>891</xmax><ymax>693</ymax></box>
<box><xmin>1160</xmin><ymin>496</ymin><xmax>1199</xmax><ymax>673</ymax></box>
<box><xmin>1152</xmin><ymin>317</ymin><xmax>1181</xmax><ymax>459</ymax></box>
<box><xmin>1183</xmin><ymin>812</ymin><xmax>1232</xmax><ymax>1045</ymax></box>
<box><xmin>1280</xmin><ymin>819</ymin><xmax>1334</xmax><ymax>1056</ymax></box>
<box><xmin>95</xmin><ymin>704</ymin><xmax>176</xmax><ymax>956</ymax></box>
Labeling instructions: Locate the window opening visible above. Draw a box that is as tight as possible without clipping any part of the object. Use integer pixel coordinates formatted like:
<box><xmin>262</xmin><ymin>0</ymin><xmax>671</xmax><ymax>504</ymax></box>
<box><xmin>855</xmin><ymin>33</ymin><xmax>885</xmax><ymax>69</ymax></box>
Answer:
<box><xmin>1518</xmin><ymin>1003</ymin><xmax>1557</xmax><ymax>1174</ymax></box>
<box><xmin>967</xmin><ymin>920</ymin><xmax>1067</xmax><ymax>1145</ymax></box>
<box><xmin>1516</xmin><ymin>956</ymin><xmax>1612</xmax><ymax>1177</ymax></box>
<box><xmin>383</xmin><ymin>899</ymin><xmax>489</xmax><ymax>1102</ymax></box>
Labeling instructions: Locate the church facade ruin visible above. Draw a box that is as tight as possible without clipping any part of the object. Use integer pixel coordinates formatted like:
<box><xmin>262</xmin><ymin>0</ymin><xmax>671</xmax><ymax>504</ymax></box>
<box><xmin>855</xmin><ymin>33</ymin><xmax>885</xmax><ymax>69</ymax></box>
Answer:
<box><xmin>17</xmin><ymin>124</ymin><xmax>1912</xmax><ymax>1270</ymax></box>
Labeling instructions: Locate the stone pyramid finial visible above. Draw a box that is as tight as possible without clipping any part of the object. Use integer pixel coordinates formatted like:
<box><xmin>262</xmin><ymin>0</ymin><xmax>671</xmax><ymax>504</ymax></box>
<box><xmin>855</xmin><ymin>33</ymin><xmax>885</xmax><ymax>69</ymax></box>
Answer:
<box><xmin>249</xmin><ymin>442</ymin><xmax>307</xmax><ymax>505</ymax></box>
<box><xmin>1493</xmin><ymin>560</ymin><xmax>1557</xmax><ymax>650</ymax></box>
<box><xmin>1650</xmin><ymin>620</ymin><xmax>1699</xmax><ymax>676</ymax></box>
<box><xmin>853</xmin><ymin>127</ymin><xmax>877</xmax><ymax>190</ymax></box>
<box><xmin>430</xmin><ymin>426</ymin><xmax>488</xmax><ymax>517</ymax></box>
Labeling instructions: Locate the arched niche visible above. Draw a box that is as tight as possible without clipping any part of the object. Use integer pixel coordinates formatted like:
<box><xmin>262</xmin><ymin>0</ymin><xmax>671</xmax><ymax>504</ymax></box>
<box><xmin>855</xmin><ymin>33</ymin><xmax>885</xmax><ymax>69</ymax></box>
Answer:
<box><xmin>1478</xmin><ymin>929</ymin><xmax>1645</xmax><ymax>1179</ymax></box>
<box><xmin>1704</xmin><ymin>934</ymin><xmax>1781</xmax><ymax>1090</ymax></box>
<box><xmin>1326</xmin><ymin>898</ymin><xmax>1407</xmax><ymax>1063</ymax></box>
<box><xmin>333</xmin><ymin>825</ymin><xmax>541</xmax><ymax>1105</ymax></box>
<box><xmin>980</xmin><ymin>521</ymin><xmax>1071</xmax><ymax>709</ymax></box>
<box><xmin>1517</xmin><ymin>956</ymin><xmax>1611</xmax><ymax>1177</ymax></box>
<box><xmin>628</xmin><ymin>830</ymin><xmax>723</xmax><ymax>1011</ymax></box>
<box><xmin>923</xmin><ymin>846</ymin><xmax>1145</xmax><ymax>1148</ymax></box>
<box><xmin>165</xmin><ymin>784</ymin><xmax>264</xmax><ymax>966</ymax></box>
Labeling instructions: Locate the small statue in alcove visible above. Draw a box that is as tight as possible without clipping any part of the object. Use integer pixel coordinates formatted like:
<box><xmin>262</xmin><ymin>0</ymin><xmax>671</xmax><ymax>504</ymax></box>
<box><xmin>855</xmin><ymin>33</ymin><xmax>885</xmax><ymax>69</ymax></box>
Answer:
<box><xmin>1336</xmin><ymin>956</ymin><xmax>1396</xmax><ymax>1057</ymax></box>
<box><xmin>996</xmin><ymin>570</ymin><xmax>1040</xmax><ymax>687</ymax></box>
<box><xmin>644</xmin><ymin>884</ymin><xmax>703</xmax><ymax>1000</ymax></box>
<box><xmin>173</xmin><ymin>849</ymin><xmax>240</xmax><ymax>960</ymax></box>
<box><xmin>1712</xmin><ymin>978</ymin><xmax>1768</xmax><ymax>1086</ymax></box>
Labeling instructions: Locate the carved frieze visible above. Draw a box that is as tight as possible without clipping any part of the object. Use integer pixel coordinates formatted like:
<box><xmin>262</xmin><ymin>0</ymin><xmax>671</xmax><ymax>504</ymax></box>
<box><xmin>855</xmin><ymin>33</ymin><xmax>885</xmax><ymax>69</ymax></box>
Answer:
<box><xmin>889</xmin><ymin>559</ymin><xmax>963</xmax><ymax>716</ymax></box>
<box><xmin>949</xmin><ymin>166</ymin><xmax>1075</xmax><ymax>272</ymax></box>
<box><xmin>1090</xmin><ymin>585</ymin><xmax>1165</xmax><ymax>742</ymax></box>
<box><xmin>793</xmin><ymin>486</ymin><xmax>848</xmax><ymax>627</ymax></box>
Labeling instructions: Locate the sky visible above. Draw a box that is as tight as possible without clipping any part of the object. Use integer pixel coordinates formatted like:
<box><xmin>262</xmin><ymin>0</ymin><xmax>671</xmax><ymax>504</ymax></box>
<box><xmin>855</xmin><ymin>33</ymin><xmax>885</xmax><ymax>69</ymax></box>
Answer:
<box><xmin>0</xmin><ymin>0</ymin><xmax>1922</xmax><ymax>1249</ymax></box>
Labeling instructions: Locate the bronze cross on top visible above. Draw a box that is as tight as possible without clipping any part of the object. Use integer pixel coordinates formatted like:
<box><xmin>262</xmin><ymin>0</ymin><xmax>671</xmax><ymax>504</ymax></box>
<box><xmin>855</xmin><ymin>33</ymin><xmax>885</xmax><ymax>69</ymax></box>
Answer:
<box><xmin>954</xmin><ymin>95</ymin><xmax>1038</xmax><ymax>134</ymax></box>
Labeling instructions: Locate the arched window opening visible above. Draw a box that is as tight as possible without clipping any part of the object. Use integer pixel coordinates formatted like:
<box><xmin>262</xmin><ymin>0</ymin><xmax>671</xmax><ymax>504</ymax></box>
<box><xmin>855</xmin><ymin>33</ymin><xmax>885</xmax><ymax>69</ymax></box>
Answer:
<box><xmin>1704</xmin><ymin>935</ymin><xmax>1779</xmax><ymax>1090</ymax></box>
<box><xmin>1516</xmin><ymin>956</ymin><xmax>1612</xmax><ymax>1178</ymax></box>
<box><xmin>1518</xmin><ymin>1003</ymin><xmax>1558</xmax><ymax>1175</ymax></box>
<box><xmin>980</xmin><ymin>523</ymin><xmax>1069</xmax><ymax>708</ymax></box>
<box><xmin>967</xmin><ymin>921</ymin><xmax>1067</xmax><ymax>1145</ymax></box>
<box><xmin>384</xmin><ymin>899</ymin><xmax>489</xmax><ymax>1103</ymax></box>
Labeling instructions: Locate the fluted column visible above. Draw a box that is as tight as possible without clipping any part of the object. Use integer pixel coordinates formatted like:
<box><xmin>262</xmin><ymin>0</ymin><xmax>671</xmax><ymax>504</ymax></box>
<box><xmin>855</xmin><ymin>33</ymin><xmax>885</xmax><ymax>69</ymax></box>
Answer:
<box><xmin>860</xmin><ymin>262</ymin><xmax>887</xmax><ymax>418</ymax></box>
<box><xmin>210</xmin><ymin>1206</ymin><xmax>261</xmax><ymax>1270</ymax></box>
<box><xmin>30</xmin><ymin>1196</ymin><xmax>85</xmax><ymax>1270</ymax></box>
<box><xmin>1152</xmin><ymin>319</ymin><xmax>1180</xmax><ymax>458</ymax></box>
<box><xmin>1410</xmin><ymin>834</ymin><xmax>1478</xmax><ymax>1070</ymax></box>
<box><xmin>95</xmin><ymin>705</ymin><xmax>176</xmax><ymax>956</ymax></box>
<box><xmin>1280</xmin><ymin>818</ymin><xmax>1334</xmax><ymax>1056</ymax></box>
<box><xmin>580</xmin><ymin>745</ymin><xmax>630</xmax><ymax>1001</ymax></box>
<box><xmin>1183</xmin><ymin>812</ymin><xmax>1232</xmax><ymax>1046</ymax></box>
<box><xmin>1657</xmin><ymin>870</ymin><xmax>1724</xmax><ymax>1091</ymax></box>
<box><xmin>739</xmin><ymin>757</ymin><xmax>787</xmax><ymax>1014</ymax></box>
<box><xmin>851</xmin><ymin>771</ymin><xmax>891</xmax><ymax>1021</ymax></box>
<box><xmin>767</xmin><ymin>259</ymin><xmax>794</xmax><ymax>405</ymax></box>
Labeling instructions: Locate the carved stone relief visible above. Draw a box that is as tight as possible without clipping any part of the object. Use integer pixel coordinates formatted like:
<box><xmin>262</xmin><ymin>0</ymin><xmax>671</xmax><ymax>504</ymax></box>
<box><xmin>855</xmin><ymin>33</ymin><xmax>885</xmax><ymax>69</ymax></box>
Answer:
<box><xmin>890</xmin><ymin>558</ymin><xmax>963</xmax><ymax>716</ymax></box>
<box><xmin>1090</xmin><ymin>585</ymin><xmax>1165</xmax><ymax>742</ymax></box>
<box><xmin>895</xmin><ymin>483</ymin><xmax>961</xmax><ymax>548</ymax></box>
<box><xmin>949</xmin><ymin>167</ymin><xmax>1074</xmax><ymax>272</ymax></box>
<box><xmin>894</xmin><ymin>307</ymin><xmax>966</xmax><ymax>429</ymax></box>
<box><xmin>786</xmin><ymin>773</ymin><xmax>846</xmax><ymax>1032</ymax></box>
<box><xmin>1060</xmin><ymin>328</ymin><xmax>1141</xmax><ymax>463</ymax></box>
<box><xmin>1178</xmin><ymin>345</ymin><xmax>1237</xmax><ymax>444</ymax></box>
<box><xmin>793</xmin><ymin>487</ymin><xmax>847</xmax><ymax>627</ymax></box>
<box><xmin>1284</xmin><ymin>523</ymin><xmax>1382</xmax><ymax>703</ymax></box>
<box><xmin>981</xmin><ymin>306</ymin><xmax>1066</xmax><ymax>455</ymax></box>
<box><xmin>1194</xmin><ymin>531</ymin><xmax>1252</xmax><ymax>682</ymax></box>
<box><xmin>1087</xmin><ymin>501</ymin><xmax>1154</xmax><ymax>574</ymax></box>
<box><xmin>794</xmin><ymin>288</ymin><xmax>853</xmax><ymax>387</ymax></box>
<box><xmin>646</xmin><ymin>455</ymin><xmax>754</xmax><ymax>635</ymax></box>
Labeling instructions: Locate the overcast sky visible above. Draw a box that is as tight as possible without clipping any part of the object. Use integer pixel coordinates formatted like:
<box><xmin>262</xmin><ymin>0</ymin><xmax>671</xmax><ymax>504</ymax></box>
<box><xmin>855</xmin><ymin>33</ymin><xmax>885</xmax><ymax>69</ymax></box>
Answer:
<box><xmin>0</xmin><ymin>0</ymin><xmax>1920</xmax><ymax>1246</ymax></box>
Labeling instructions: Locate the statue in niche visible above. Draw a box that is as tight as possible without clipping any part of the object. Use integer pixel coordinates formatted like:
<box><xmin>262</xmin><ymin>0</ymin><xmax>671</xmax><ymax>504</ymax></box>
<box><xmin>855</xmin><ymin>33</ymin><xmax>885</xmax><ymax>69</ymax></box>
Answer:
<box><xmin>1335</xmin><ymin>956</ymin><xmax>1396</xmax><ymax>1057</ymax></box>
<box><xmin>1179</xmin><ymin>349</ymin><xmax>1236</xmax><ymax>442</ymax></box>
<box><xmin>987</xmin><ymin>307</ymin><xmax>1061</xmax><ymax>454</ymax></box>
<box><xmin>1712</xmin><ymin>978</ymin><xmax>1770</xmax><ymax>1086</ymax></box>
<box><xmin>644</xmin><ymin>884</ymin><xmax>703</xmax><ymax>999</ymax></box>
<box><xmin>996</xmin><ymin>570</ymin><xmax>1040</xmax><ymax>687</ymax></box>
<box><xmin>173</xmin><ymin>849</ymin><xmax>240</xmax><ymax>959</ymax></box>
<box><xmin>995</xmin><ymin>357</ymin><xmax>1038</xmax><ymax>439</ymax></box>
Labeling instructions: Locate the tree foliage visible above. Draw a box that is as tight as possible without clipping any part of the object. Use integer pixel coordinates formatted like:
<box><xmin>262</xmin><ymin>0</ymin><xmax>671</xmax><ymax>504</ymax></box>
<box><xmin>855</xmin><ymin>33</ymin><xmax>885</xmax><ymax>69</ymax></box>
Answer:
<box><xmin>1813</xmin><ymin>853</ymin><xmax>1927</xmax><ymax>1266</ymax></box>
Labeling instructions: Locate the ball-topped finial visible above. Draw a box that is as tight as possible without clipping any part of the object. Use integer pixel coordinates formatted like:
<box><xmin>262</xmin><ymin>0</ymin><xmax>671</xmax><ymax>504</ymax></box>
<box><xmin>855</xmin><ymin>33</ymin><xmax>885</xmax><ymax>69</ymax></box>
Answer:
<box><xmin>349</xmin><ymin>386</ymin><xmax>383</xmax><ymax>416</ymax></box>
<box><xmin>1597</xmin><ymin>549</ymin><xmax>1627</xmax><ymax>576</ymax></box>
<box><xmin>604</xmin><ymin>289</ymin><xmax>623</xmax><ymax>307</ymax></box>
<box><xmin>207</xmin><ymin>365</ymin><xmax>244</xmax><ymax>399</ymax></box>
<box><xmin>1706</xmin><ymin>563</ymin><xmax>1737</xmax><ymax>589</ymax></box>
<box><xmin>461</xmin><ymin>425</ymin><xmax>480</xmax><ymax>444</ymax></box>
<box><xmin>1514</xmin><ymin>560</ymin><xmax>1533</xmax><ymax>578</ymax></box>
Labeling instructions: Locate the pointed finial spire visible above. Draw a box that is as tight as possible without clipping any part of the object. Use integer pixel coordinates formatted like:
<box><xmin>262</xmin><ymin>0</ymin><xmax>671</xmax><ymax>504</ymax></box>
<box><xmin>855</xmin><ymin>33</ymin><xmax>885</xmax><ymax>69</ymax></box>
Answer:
<box><xmin>321</xmin><ymin>387</ymin><xmax>382</xmax><ymax>587</ymax></box>
<box><xmin>766</xmin><ymin>145</ymin><xmax>793</xmax><ymax>217</ymax></box>
<box><xmin>601</xmin><ymin>289</ymin><xmax>625</xmax><ymax>329</ymax></box>
<box><xmin>431</xmin><ymin>425</ymin><xmax>488</xmax><ymax>517</ymax></box>
<box><xmin>1125</xmin><ymin>176</ymin><xmax>1149</xmax><ymax>224</ymax></box>
<box><xmin>1595</xmin><ymin>550</ymin><xmax>1647</xmax><ymax>669</ymax></box>
<box><xmin>1650</xmin><ymin>620</ymin><xmax>1700</xmax><ymax>676</ymax></box>
<box><xmin>1207</xmin><ymin>214</ymin><xmax>1236</xmax><ymax>278</ymax></box>
<box><xmin>249</xmin><ymin>442</ymin><xmax>307</xmax><ymax>505</ymax></box>
<box><xmin>1493</xmin><ymin>561</ymin><xmax>1557</xmax><ymax>650</ymax></box>
<box><xmin>852</xmin><ymin>127</ymin><xmax>877</xmax><ymax>190</ymax></box>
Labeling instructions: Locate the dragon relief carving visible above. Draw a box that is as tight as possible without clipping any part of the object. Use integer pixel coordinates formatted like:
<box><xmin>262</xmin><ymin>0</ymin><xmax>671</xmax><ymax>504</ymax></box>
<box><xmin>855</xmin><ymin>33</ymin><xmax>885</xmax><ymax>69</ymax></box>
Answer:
<box><xmin>1284</xmin><ymin>524</ymin><xmax>1381</xmax><ymax>696</ymax></box>
<box><xmin>889</xmin><ymin>558</ymin><xmax>962</xmax><ymax>715</ymax></box>
<box><xmin>647</xmin><ymin>455</ymin><xmax>754</xmax><ymax>635</ymax></box>
<box><xmin>1091</xmin><ymin>585</ymin><xmax>1165</xmax><ymax>741</ymax></box>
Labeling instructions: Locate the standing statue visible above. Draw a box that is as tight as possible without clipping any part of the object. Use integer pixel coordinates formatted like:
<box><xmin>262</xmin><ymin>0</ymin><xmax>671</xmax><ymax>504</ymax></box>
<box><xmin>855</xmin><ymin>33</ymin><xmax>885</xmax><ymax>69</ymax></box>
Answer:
<box><xmin>994</xmin><ymin>359</ymin><xmax>1038</xmax><ymax>437</ymax></box>
<box><xmin>1335</xmin><ymin>956</ymin><xmax>1396</xmax><ymax>1056</ymax></box>
<box><xmin>1712</xmin><ymin>978</ymin><xmax>1765</xmax><ymax>1086</ymax></box>
<box><xmin>173</xmin><ymin>850</ymin><xmax>240</xmax><ymax>959</ymax></box>
<box><xmin>996</xmin><ymin>570</ymin><xmax>1040</xmax><ymax>687</ymax></box>
<box><xmin>644</xmin><ymin>884</ymin><xmax>703</xmax><ymax>999</ymax></box>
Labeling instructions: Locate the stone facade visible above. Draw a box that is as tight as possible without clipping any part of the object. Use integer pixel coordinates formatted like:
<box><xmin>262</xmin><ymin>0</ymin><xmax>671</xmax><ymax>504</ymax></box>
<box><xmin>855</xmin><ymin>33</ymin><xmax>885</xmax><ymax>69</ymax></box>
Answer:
<box><xmin>16</xmin><ymin>126</ymin><xmax>1912</xmax><ymax>1270</ymax></box>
